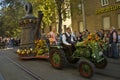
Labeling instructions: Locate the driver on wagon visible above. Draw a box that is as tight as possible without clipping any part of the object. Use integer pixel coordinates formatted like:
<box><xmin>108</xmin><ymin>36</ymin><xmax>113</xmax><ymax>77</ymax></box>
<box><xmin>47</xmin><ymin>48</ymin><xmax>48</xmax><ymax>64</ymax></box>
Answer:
<box><xmin>62</xmin><ymin>27</ymin><xmax>76</xmax><ymax>59</ymax></box>
<box><xmin>62</xmin><ymin>27</ymin><xmax>76</xmax><ymax>45</ymax></box>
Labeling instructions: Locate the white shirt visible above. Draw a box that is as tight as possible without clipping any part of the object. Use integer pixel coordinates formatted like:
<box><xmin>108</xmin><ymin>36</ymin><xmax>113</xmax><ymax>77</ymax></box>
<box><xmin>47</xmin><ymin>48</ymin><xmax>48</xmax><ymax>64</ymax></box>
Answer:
<box><xmin>112</xmin><ymin>31</ymin><xmax>117</xmax><ymax>42</ymax></box>
<box><xmin>62</xmin><ymin>32</ymin><xmax>75</xmax><ymax>45</ymax></box>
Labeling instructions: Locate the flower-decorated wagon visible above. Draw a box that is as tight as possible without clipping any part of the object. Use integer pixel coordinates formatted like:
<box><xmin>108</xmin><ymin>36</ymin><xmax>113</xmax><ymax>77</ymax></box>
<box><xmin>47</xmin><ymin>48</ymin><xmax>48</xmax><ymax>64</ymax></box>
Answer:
<box><xmin>17</xmin><ymin>39</ymin><xmax>49</xmax><ymax>59</ymax></box>
<box><xmin>49</xmin><ymin>33</ymin><xmax>107</xmax><ymax>78</ymax></box>
<box><xmin>16</xmin><ymin>2</ymin><xmax>49</xmax><ymax>59</ymax></box>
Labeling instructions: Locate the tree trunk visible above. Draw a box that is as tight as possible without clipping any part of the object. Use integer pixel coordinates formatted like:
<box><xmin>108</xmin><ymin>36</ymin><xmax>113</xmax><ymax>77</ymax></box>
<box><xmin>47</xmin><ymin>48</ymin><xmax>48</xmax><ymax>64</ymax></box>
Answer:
<box><xmin>58</xmin><ymin>10</ymin><xmax>62</xmax><ymax>34</ymax></box>
<box><xmin>55</xmin><ymin>0</ymin><xmax>63</xmax><ymax>34</ymax></box>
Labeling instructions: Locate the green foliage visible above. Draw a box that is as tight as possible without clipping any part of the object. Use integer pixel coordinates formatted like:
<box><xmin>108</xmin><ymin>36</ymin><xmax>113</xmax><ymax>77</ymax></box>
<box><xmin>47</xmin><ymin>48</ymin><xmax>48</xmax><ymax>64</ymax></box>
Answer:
<box><xmin>26</xmin><ymin>0</ymin><xmax>56</xmax><ymax>26</ymax></box>
<box><xmin>73</xmin><ymin>33</ymin><xmax>107</xmax><ymax>60</ymax></box>
<box><xmin>73</xmin><ymin>46</ymin><xmax>91</xmax><ymax>58</ymax></box>
<box><xmin>0</xmin><ymin>0</ymin><xmax>71</xmax><ymax>37</ymax></box>
<box><xmin>26</xmin><ymin>0</ymin><xmax>71</xmax><ymax>33</ymax></box>
<box><xmin>0</xmin><ymin>0</ymin><xmax>24</xmax><ymax>37</ymax></box>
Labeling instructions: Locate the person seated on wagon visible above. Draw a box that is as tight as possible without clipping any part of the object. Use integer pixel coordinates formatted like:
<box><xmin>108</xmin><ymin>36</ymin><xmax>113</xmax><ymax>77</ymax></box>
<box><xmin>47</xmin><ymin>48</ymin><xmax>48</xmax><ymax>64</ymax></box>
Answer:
<box><xmin>62</xmin><ymin>27</ymin><xmax>76</xmax><ymax>54</ymax></box>
<box><xmin>48</xmin><ymin>26</ymin><xmax>57</xmax><ymax>45</ymax></box>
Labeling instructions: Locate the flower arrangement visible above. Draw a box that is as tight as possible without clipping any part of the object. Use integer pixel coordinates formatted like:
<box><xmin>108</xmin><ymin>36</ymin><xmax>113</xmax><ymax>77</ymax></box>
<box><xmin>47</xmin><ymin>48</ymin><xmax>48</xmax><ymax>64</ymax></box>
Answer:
<box><xmin>17</xmin><ymin>39</ymin><xmax>49</xmax><ymax>57</ymax></box>
<box><xmin>76</xmin><ymin>33</ymin><xmax>105</xmax><ymax>48</ymax></box>
<box><xmin>16</xmin><ymin>48</ymin><xmax>35</xmax><ymax>57</ymax></box>
<box><xmin>34</xmin><ymin>39</ymin><xmax>49</xmax><ymax>56</ymax></box>
<box><xmin>74</xmin><ymin>33</ymin><xmax>107</xmax><ymax>59</ymax></box>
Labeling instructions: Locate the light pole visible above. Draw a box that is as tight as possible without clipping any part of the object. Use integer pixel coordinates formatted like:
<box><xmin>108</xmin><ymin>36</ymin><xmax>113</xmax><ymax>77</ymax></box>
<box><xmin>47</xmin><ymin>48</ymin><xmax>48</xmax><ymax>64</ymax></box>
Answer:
<box><xmin>78</xmin><ymin>0</ymin><xmax>86</xmax><ymax>31</ymax></box>
<box><xmin>82</xmin><ymin>0</ymin><xmax>86</xmax><ymax>30</ymax></box>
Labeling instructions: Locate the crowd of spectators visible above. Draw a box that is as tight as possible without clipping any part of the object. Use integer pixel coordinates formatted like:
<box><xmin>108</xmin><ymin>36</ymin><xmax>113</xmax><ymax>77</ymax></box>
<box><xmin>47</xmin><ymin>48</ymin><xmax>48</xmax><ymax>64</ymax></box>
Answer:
<box><xmin>0</xmin><ymin>37</ymin><xmax>20</xmax><ymax>49</ymax></box>
<box><xmin>1</xmin><ymin>26</ymin><xmax>120</xmax><ymax>59</ymax></box>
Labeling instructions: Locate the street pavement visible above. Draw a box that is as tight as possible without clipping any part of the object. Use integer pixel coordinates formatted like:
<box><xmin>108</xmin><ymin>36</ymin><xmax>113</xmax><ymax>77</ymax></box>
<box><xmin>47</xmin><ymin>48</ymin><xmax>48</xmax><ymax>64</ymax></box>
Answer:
<box><xmin>0</xmin><ymin>48</ymin><xmax>120</xmax><ymax>80</ymax></box>
<box><xmin>0</xmin><ymin>49</ymin><xmax>37</xmax><ymax>80</ymax></box>
<box><xmin>0</xmin><ymin>73</ymin><xmax>4</xmax><ymax>80</ymax></box>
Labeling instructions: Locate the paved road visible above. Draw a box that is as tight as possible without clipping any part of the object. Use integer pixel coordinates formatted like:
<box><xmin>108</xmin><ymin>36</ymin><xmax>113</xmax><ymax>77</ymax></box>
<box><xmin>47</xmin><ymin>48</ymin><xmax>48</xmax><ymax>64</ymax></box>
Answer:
<box><xmin>0</xmin><ymin>48</ymin><xmax>120</xmax><ymax>80</ymax></box>
<box><xmin>0</xmin><ymin>49</ymin><xmax>38</xmax><ymax>80</ymax></box>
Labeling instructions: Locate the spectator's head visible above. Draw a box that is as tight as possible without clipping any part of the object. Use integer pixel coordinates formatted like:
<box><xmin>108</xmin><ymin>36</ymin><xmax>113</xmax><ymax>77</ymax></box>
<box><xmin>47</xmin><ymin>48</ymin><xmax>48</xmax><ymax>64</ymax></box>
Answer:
<box><xmin>52</xmin><ymin>26</ymin><xmax>56</xmax><ymax>32</ymax></box>
<box><xmin>85</xmin><ymin>29</ymin><xmax>88</xmax><ymax>32</ymax></box>
<box><xmin>100</xmin><ymin>29</ymin><xmax>104</xmax><ymax>33</ymax></box>
<box><xmin>79</xmin><ymin>32</ymin><xmax>82</xmax><ymax>34</ymax></box>
<box><xmin>47</xmin><ymin>33</ymin><xmax>50</xmax><ymax>38</ymax></box>
<box><xmin>82</xmin><ymin>31</ymin><xmax>86</xmax><ymax>36</ymax></box>
<box><xmin>110</xmin><ymin>26</ymin><xmax>115</xmax><ymax>32</ymax></box>
<box><xmin>66</xmin><ymin>27</ymin><xmax>71</xmax><ymax>34</ymax></box>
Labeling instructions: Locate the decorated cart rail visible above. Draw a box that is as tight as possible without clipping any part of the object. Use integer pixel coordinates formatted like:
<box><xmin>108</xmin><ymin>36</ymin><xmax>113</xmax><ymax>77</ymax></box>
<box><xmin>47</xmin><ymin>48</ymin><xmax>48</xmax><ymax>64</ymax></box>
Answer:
<box><xmin>49</xmin><ymin>33</ymin><xmax>108</xmax><ymax>78</ymax></box>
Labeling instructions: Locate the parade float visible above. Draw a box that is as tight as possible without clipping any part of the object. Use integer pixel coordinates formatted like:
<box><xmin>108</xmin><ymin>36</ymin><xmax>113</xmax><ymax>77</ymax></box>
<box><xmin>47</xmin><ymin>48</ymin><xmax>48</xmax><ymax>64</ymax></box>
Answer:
<box><xmin>49</xmin><ymin>33</ymin><xmax>108</xmax><ymax>78</ymax></box>
<box><xmin>16</xmin><ymin>2</ymin><xmax>49</xmax><ymax>59</ymax></box>
<box><xmin>17</xmin><ymin>39</ymin><xmax>49</xmax><ymax>59</ymax></box>
<box><xmin>16</xmin><ymin>2</ymin><xmax>108</xmax><ymax>78</ymax></box>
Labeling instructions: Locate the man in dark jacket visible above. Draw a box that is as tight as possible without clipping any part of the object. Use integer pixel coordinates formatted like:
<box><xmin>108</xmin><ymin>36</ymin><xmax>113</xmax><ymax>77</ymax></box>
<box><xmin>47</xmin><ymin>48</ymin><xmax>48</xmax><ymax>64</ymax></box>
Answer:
<box><xmin>109</xmin><ymin>27</ymin><xmax>119</xmax><ymax>58</ymax></box>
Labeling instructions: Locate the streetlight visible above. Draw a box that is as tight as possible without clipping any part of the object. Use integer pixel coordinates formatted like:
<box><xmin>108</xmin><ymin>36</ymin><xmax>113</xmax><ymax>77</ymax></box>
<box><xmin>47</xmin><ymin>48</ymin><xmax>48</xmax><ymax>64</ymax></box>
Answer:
<box><xmin>78</xmin><ymin>0</ymin><xmax>86</xmax><ymax>31</ymax></box>
<box><xmin>78</xmin><ymin>4</ymin><xmax>82</xmax><ymax>14</ymax></box>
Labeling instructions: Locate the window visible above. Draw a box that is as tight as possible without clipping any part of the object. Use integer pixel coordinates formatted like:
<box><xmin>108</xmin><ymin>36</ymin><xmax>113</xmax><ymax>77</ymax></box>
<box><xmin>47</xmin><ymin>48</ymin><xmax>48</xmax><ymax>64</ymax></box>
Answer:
<box><xmin>101</xmin><ymin>0</ymin><xmax>109</xmax><ymax>6</ymax></box>
<box><xmin>118</xmin><ymin>14</ymin><xmax>120</xmax><ymax>29</ymax></box>
<box><xmin>103</xmin><ymin>17</ymin><xmax>110</xmax><ymax>30</ymax></box>
<box><xmin>116</xmin><ymin>0</ymin><xmax>120</xmax><ymax>2</ymax></box>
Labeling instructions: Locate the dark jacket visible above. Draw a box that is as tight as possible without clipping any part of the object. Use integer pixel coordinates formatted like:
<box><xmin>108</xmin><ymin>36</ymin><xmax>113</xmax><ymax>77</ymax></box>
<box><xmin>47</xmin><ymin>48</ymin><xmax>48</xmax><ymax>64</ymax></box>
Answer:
<box><xmin>109</xmin><ymin>30</ymin><xmax>118</xmax><ymax>43</ymax></box>
<box><xmin>64</xmin><ymin>33</ymin><xmax>72</xmax><ymax>44</ymax></box>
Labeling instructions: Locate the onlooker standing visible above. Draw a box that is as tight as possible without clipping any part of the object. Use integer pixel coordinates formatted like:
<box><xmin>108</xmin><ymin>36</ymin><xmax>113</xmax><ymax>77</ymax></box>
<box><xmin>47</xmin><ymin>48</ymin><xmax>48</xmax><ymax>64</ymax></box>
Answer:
<box><xmin>118</xmin><ymin>31</ymin><xmax>120</xmax><ymax>56</ymax></box>
<box><xmin>85</xmin><ymin>29</ymin><xmax>90</xmax><ymax>36</ymax></box>
<box><xmin>71</xmin><ymin>32</ymin><xmax>77</xmax><ymax>42</ymax></box>
<box><xmin>109</xmin><ymin>27</ymin><xmax>119</xmax><ymax>58</ymax></box>
<box><xmin>96</xmin><ymin>29</ymin><xmax>104</xmax><ymax>40</ymax></box>
<box><xmin>82</xmin><ymin>31</ymin><xmax>87</xmax><ymax>40</ymax></box>
<box><xmin>99</xmin><ymin>29</ymin><xmax>104</xmax><ymax>39</ymax></box>
<box><xmin>77</xmin><ymin>32</ymin><xmax>83</xmax><ymax>42</ymax></box>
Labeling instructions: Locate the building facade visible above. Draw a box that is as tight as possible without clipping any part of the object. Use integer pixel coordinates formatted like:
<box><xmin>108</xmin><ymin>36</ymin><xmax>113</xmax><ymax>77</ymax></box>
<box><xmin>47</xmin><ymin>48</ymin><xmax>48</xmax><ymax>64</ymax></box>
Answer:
<box><xmin>71</xmin><ymin>0</ymin><xmax>120</xmax><ymax>33</ymax></box>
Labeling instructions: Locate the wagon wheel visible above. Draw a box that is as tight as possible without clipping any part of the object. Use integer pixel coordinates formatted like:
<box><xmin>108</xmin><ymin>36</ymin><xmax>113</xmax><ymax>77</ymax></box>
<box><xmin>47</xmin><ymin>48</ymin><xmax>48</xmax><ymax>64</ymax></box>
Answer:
<box><xmin>49</xmin><ymin>48</ymin><xmax>67</xmax><ymax>69</ymax></box>
<box><xmin>79</xmin><ymin>59</ymin><xmax>94</xmax><ymax>78</ymax></box>
<box><xmin>95</xmin><ymin>58</ymin><xmax>107</xmax><ymax>69</ymax></box>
